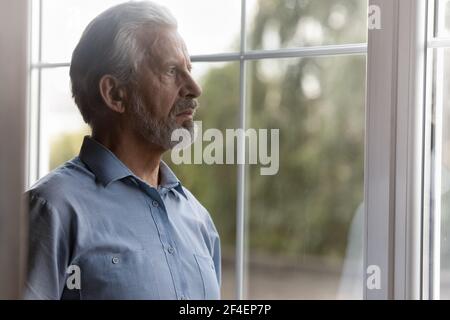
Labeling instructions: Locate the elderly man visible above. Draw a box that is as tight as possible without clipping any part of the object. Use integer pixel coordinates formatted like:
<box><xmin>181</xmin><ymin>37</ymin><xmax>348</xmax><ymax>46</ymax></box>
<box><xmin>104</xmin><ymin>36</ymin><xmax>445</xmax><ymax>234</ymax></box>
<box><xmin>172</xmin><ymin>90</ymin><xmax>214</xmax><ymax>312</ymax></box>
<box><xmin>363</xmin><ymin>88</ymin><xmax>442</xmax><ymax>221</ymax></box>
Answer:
<box><xmin>24</xmin><ymin>1</ymin><xmax>220</xmax><ymax>300</ymax></box>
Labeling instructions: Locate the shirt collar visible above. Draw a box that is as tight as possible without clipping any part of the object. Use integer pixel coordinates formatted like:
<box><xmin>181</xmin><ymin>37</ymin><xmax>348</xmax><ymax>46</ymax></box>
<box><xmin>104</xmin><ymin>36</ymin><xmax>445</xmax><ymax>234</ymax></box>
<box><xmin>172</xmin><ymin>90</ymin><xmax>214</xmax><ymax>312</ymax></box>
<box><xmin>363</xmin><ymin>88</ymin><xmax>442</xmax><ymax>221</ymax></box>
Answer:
<box><xmin>79</xmin><ymin>136</ymin><xmax>132</xmax><ymax>186</ymax></box>
<box><xmin>79</xmin><ymin>136</ymin><xmax>187</xmax><ymax>199</ymax></box>
<box><xmin>157</xmin><ymin>160</ymin><xmax>187</xmax><ymax>199</ymax></box>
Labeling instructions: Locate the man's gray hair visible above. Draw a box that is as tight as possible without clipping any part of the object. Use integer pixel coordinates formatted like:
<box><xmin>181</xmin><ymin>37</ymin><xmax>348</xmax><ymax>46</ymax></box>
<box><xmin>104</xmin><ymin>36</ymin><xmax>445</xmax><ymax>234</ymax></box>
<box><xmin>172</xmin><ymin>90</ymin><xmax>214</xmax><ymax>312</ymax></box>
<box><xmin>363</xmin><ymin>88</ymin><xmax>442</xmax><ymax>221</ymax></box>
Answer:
<box><xmin>70</xmin><ymin>1</ymin><xmax>177</xmax><ymax>126</ymax></box>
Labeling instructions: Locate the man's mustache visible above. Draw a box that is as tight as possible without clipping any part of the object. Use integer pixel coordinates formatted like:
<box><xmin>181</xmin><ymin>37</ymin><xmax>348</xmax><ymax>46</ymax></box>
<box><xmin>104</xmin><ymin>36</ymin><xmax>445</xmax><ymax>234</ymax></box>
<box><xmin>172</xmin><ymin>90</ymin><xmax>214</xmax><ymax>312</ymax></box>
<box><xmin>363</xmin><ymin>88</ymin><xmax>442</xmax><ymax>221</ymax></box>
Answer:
<box><xmin>172</xmin><ymin>99</ymin><xmax>198</xmax><ymax>115</ymax></box>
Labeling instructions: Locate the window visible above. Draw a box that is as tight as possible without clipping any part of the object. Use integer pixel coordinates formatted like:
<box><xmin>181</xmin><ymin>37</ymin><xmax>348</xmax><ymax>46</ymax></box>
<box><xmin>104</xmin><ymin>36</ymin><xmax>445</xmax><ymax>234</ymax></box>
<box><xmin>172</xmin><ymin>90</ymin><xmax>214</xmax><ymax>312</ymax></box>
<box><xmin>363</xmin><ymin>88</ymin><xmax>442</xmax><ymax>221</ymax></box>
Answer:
<box><xmin>29</xmin><ymin>0</ymin><xmax>368</xmax><ymax>299</ymax></box>
<box><xmin>246</xmin><ymin>54</ymin><xmax>366</xmax><ymax>299</ymax></box>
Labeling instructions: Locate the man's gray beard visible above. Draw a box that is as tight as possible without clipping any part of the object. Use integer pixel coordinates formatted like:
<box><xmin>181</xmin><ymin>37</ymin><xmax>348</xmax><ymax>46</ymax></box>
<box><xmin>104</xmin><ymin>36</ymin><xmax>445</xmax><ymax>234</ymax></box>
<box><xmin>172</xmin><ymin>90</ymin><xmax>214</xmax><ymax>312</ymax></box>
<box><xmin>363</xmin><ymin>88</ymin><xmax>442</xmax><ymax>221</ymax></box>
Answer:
<box><xmin>129</xmin><ymin>94</ymin><xmax>196</xmax><ymax>150</ymax></box>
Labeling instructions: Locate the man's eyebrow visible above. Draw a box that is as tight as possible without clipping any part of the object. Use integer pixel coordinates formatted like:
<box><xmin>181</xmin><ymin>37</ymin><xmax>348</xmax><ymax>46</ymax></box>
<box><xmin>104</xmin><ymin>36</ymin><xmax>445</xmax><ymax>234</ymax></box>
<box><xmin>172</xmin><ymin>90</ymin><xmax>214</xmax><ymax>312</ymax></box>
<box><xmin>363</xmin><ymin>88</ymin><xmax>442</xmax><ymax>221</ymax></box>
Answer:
<box><xmin>165</xmin><ymin>60</ymin><xmax>193</xmax><ymax>71</ymax></box>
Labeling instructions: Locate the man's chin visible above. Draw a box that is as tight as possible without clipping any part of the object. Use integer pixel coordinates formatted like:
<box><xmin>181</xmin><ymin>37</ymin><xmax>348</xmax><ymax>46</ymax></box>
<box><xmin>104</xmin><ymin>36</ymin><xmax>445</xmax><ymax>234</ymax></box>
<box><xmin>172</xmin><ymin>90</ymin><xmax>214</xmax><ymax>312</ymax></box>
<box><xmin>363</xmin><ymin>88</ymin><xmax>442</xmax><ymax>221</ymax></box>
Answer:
<box><xmin>168</xmin><ymin>122</ymin><xmax>196</xmax><ymax>151</ymax></box>
<box><xmin>176</xmin><ymin>118</ymin><xmax>194</xmax><ymax>128</ymax></box>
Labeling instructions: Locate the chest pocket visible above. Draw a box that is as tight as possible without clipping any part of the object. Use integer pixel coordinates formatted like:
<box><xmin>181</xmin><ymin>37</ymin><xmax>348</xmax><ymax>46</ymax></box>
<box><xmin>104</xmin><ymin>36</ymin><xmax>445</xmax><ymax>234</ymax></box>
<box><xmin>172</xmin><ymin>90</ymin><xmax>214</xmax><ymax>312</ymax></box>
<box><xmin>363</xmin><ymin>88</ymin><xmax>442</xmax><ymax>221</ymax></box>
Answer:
<box><xmin>194</xmin><ymin>254</ymin><xmax>220</xmax><ymax>300</ymax></box>
<box><xmin>78</xmin><ymin>249</ymin><xmax>160</xmax><ymax>300</ymax></box>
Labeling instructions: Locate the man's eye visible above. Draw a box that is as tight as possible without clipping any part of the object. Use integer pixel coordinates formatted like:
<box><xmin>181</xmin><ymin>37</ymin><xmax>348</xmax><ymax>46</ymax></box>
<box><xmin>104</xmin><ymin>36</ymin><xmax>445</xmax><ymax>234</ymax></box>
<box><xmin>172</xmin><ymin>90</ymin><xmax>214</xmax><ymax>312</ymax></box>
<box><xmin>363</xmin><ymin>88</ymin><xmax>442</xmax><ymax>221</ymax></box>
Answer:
<box><xmin>167</xmin><ymin>68</ymin><xmax>177</xmax><ymax>76</ymax></box>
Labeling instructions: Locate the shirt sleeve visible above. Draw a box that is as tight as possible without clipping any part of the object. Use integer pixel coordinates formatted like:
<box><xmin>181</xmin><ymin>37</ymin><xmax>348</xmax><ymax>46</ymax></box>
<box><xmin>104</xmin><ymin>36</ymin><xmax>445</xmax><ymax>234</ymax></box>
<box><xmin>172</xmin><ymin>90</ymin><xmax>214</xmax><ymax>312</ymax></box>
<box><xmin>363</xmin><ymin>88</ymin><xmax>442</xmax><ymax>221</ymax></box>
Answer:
<box><xmin>22</xmin><ymin>192</ymin><xmax>70</xmax><ymax>300</ymax></box>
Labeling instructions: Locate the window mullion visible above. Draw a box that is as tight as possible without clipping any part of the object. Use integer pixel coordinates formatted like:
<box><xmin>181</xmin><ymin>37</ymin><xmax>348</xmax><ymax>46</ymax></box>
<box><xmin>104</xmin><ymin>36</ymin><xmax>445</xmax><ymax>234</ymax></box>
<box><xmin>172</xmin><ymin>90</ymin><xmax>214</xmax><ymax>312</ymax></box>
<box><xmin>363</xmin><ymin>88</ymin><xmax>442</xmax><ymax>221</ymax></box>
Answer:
<box><xmin>235</xmin><ymin>0</ymin><xmax>247</xmax><ymax>301</ymax></box>
<box><xmin>393</xmin><ymin>0</ymin><xmax>427</xmax><ymax>300</ymax></box>
<box><xmin>365</xmin><ymin>0</ymin><xmax>427</xmax><ymax>300</ymax></box>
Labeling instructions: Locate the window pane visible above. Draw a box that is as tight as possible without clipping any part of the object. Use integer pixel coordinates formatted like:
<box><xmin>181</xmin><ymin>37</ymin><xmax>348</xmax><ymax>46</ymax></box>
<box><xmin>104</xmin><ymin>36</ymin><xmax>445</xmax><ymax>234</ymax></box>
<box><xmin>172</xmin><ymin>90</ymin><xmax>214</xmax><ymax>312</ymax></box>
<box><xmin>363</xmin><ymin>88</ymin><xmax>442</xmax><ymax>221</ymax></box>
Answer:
<box><xmin>39</xmin><ymin>67</ymin><xmax>88</xmax><ymax>178</ymax></box>
<box><xmin>41</xmin><ymin>0</ymin><xmax>126</xmax><ymax>63</ymax></box>
<box><xmin>247</xmin><ymin>0</ymin><xmax>368</xmax><ymax>51</ymax></box>
<box><xmin>30</xmin><ymin>0</ymin><xmax>41</xmax><ymax>65</ymax></box>
<box><xmin>158</xmin><ymin>0</ymin><xmax>241</xmax><ymax>55</ymax></box>
<box><xmin>435</xmin><ymin>0</ymin><xmax>450</xmax><ymax>38</ymax></box>
<box><xmin>246</xmin><ymin>55</ymin><xmax>366</xmax><ymax>299</ymax></box>
<box><xmin>163</xmin><ymin>62</ymin><xmax>240</xmax><ymax>299</ymax></box>
<box><xmin>40</xmin><ymin>0</ymin><xmax>241</xmax><ymax>63</ymax></box>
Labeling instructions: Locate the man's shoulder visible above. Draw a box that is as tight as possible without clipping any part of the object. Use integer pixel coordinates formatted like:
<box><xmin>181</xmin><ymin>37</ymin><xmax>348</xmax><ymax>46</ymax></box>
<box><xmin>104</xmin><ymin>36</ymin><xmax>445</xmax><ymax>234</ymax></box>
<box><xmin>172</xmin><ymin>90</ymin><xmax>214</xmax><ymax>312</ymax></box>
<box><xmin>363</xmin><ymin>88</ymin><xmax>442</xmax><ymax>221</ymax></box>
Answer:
<box><xmin>180</xmin><ymin>186</ymin><xmax>216</xmax><ymax>222</ymax></box>
<box><xmin>25</xmin><ymin>157</ymin><xmax>94</xmax><ymax>208</ymax></box>
<box><xmin>180</xmin><ymin>186</ymin><xmax>220</xmax><ymax>252</ymax></box>
<box><xmin>180</xmin><ymin>186</ymin><xmax>205</xmax><ymax>209</ymax></box>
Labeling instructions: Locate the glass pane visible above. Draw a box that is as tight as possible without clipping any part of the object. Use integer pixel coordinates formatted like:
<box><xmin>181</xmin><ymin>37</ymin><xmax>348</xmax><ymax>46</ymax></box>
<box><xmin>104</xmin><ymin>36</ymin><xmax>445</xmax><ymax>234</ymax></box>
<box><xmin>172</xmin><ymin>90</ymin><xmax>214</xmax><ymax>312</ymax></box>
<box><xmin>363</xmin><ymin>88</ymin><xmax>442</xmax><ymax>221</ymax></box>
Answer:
<box><xmin>41</xmin><ymin>0</ymin><xmax>126</xmax><ymax>63</ymax></box>
<box><xmin>247</xmin><ymin>0</ymin><xmax>368</xmax><ymax>51</ymax></box>
<box><xmin>435</xmin><ymin>0</ymin><xmax>450</xmax><ymax>38</ymax></box>
<box><xmin>164</xmin><ymin>62</ymin><xmax>240</xmax><ymax>299</ymax></box>
<box><xmin>39</xmin><ymin>67</ymin><xmax>88</xmax><ymax>177</ymax></box>
<box><xmin>30</xmin><ymin>0</ymin><xmax>40</xmax><ymax>65</ymax></box>
<box><xmin>246</xmin><ymin>55</ymin><xmax>366</xmax><ymax>299</ymax></box>
<box><xmin>40</xmin><ymin>0</ymin><xmax>241</xmax><ymax>63</ymax></box>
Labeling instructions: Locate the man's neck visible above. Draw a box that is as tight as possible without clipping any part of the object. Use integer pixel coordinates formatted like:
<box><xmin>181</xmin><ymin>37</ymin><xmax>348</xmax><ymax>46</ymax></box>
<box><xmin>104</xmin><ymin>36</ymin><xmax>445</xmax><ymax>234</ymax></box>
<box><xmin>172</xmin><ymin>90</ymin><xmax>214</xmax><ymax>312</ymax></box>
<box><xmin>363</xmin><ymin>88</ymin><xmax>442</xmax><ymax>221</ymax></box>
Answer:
<box><xmin>92</xmin><ymin>128</ymin><xmax>165</xmax><ymax>188</ymax></box>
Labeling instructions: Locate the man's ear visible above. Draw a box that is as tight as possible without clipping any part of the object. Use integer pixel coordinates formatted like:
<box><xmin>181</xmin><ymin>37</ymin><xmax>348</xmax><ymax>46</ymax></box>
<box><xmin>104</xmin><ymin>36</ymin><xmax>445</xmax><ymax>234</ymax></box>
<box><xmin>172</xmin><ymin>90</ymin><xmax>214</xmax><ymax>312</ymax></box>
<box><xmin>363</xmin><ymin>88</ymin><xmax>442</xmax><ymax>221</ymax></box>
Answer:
<box><xmin>99</xmin><ymin>75</ymin><xmax>128</xmax><ymax>114</ymax></box>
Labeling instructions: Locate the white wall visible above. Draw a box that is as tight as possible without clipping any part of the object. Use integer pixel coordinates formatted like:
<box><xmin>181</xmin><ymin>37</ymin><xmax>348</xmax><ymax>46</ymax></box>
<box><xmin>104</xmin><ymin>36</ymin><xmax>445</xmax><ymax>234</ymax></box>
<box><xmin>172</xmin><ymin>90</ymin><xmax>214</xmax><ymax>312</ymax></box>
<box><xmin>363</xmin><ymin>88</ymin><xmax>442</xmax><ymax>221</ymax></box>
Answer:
<box><xmin>0</xmin><ymin>0</ymin><xmax>29</xmax><ymax>299</ymax></box>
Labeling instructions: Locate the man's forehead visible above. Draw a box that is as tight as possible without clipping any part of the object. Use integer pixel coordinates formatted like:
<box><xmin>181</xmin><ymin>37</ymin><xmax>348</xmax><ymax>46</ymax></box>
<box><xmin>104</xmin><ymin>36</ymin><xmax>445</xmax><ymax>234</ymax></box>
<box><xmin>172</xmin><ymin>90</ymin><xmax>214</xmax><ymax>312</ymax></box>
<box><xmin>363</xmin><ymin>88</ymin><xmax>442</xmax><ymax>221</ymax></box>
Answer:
<box><xmin>137</xmin><ymin>26</ymin><xmax>190</xmax><ymax>62</ymax></box>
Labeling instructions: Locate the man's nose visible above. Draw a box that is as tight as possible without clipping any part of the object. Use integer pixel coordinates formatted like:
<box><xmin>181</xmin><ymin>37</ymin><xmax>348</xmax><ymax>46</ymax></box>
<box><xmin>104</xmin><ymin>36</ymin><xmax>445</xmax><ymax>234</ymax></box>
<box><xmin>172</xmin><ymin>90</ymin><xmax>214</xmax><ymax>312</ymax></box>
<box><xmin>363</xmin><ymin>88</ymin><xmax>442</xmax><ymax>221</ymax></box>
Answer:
<box><xmin>181</xmin><ymin>74</ymin><xmax>202</xmax><ymax>99</ymax></box>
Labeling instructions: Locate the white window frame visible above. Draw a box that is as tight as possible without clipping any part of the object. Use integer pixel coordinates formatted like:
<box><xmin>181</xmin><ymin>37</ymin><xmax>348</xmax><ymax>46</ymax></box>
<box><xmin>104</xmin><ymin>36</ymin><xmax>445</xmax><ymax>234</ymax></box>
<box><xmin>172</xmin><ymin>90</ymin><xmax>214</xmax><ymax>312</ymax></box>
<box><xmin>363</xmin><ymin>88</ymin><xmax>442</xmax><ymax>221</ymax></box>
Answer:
<box><xmin>364</xmin><ymin>0</ymin><xmax>428</xmax><ymax>300</ymax></box>
<box><xmin>424</xmin><ymin>0</ymin><xmax>450</xmax><ymax>301</ymax></box>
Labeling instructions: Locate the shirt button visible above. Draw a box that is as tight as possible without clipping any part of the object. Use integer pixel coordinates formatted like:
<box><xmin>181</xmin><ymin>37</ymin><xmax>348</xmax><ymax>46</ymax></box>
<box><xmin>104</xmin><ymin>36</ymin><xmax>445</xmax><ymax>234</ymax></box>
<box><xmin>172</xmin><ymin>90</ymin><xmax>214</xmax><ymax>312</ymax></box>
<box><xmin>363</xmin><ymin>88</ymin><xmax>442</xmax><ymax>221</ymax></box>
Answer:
<box><xmin>167</xmin><ymin>246</ymin><xmax>175</xmax><ymax>254</ymax></box>
<box><xmin>152</xmin><ymin>200</ymin><xmax>159</xmax><ymax>207</ymax></box>
<box><xmin>112</xmin><ymin>257</ymin><xmax>120</xmax><ymax>264</ymax></box>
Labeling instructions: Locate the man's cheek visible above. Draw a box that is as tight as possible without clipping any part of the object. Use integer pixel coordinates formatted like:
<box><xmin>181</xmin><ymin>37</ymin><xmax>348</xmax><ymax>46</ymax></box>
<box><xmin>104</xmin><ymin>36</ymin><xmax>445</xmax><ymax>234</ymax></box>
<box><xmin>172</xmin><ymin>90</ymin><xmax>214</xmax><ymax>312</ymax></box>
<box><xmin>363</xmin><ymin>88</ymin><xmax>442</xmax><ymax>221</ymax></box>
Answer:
<box><xmin>168</xmin><ymin>99</ymin><xmax>179</xmax><ymax>116</ymax></box>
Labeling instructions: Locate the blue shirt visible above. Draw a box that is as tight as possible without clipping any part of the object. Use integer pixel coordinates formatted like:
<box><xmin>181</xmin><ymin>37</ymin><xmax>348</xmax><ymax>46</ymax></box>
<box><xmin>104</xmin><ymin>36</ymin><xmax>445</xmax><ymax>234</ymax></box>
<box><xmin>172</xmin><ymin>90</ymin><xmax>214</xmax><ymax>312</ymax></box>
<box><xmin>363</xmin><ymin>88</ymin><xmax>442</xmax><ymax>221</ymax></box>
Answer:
<box><xmin>23</xmin><ymin>136</ymin><xmax>221</xmax><ymax>300</ymax></box>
